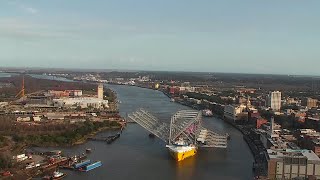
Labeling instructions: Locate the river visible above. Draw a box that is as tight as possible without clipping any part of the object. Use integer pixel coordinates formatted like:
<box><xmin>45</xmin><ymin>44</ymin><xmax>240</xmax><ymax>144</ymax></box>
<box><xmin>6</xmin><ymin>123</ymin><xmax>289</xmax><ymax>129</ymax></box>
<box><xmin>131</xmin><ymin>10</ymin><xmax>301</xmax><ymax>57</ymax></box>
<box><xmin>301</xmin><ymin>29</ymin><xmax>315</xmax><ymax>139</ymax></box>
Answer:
<box><xmin>1</xmin><ymin>73</ymin><xmax>254</xmax><ymax>179</ymax></box>
<box><xmin>0</xmin><ymin>72</ymin><xmax>18</xmax><ymax>78</ymax></box>
<box><xmin>0</xmin><ymin>72</ymin><xmax>72</xmax><ymax>82</ymax></box>
<box><xmin>32</xmin><ymin>84</ymin><xmax>253</xmax><ymax>180</ymax></box>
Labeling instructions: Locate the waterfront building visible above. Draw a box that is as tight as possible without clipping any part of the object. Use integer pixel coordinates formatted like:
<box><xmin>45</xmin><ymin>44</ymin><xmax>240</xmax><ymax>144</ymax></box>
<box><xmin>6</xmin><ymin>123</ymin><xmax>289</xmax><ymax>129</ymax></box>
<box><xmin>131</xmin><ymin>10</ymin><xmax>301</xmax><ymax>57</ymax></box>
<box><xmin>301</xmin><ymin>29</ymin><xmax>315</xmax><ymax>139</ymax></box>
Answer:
<box><xmin>267</xmin><ymin>91</ymin><xmax>282</xmax><ymax>112</ymax></box>
<box><xmin>267</xmin><ymin>149</ymin><xmax>320</xmax><ymax>179</ymax></box>
<box><xmin>224</xmin><ymin>104</ymin><xmax>248</xmax><ymax>123</ymax></box>
<box><xmin>310</xmin><ymin>139</ymin><xmax>320</xmax><ymax>156</ymax></box>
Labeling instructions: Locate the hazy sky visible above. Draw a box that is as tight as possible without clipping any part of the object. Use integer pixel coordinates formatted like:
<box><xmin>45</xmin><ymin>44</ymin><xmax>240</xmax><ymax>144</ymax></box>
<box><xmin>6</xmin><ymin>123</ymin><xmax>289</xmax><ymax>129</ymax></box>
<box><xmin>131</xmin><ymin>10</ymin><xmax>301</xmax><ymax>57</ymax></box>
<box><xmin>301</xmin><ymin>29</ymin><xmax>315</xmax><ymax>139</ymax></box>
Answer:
<box><xmin>1</xmin><ymin>0</ymin><xmax>320</xmax><ymax>75</ymax></box>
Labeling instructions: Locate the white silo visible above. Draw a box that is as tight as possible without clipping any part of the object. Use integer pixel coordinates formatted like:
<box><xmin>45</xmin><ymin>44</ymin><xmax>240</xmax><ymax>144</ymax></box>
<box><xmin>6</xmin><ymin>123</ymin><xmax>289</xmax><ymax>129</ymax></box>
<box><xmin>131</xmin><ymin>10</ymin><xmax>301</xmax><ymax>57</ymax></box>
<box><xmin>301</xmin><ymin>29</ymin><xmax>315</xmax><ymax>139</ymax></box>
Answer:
<box><xmin>98</xmin><ymin>84</ymin><xmax>104</xmax><ymax>100</ymax></box>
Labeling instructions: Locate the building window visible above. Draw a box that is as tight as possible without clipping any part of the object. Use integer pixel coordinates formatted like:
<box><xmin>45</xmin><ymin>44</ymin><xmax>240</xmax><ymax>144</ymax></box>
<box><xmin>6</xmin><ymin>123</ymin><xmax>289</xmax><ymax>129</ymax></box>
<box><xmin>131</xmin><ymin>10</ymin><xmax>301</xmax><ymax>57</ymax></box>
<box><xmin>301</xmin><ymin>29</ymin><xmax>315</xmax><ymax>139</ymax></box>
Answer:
<box><xmin>299</xmin><ymin>158</ymin><xmax>307</xmax><ymax>165</ymax></box>
<box><xmin>292</xmin><ymin>158</ymin><xmax>299</xmax><ymax>165</ymax></box>
<box><xmin>284</xmin><ymin>157</ymin><xmax>292</xmax><ymax>164</ymax></box>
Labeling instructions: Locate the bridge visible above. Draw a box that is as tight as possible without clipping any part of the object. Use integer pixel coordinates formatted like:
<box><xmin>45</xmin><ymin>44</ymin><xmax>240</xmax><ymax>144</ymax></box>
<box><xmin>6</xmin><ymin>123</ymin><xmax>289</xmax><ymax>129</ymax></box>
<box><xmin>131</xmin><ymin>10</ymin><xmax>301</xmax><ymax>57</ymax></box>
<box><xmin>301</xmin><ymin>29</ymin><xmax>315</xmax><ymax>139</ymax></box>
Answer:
<box><xmin>128</xmin><ymin>109</ymin><xmax>227</xmax><ymax>148</ymax></box>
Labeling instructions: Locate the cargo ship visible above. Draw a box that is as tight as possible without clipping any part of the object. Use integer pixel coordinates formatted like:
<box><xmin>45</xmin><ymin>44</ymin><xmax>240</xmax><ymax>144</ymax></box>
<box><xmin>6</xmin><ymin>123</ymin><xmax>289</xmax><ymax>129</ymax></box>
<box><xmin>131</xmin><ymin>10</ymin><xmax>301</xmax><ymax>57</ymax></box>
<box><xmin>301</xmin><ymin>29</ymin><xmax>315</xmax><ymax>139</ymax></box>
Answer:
<box><xmin>166</xmin><ymin>139</ymin><xmax>196</xmax><ymax>162</ymax></box>
<box><xmin>79</xmin><ymin>161</ymin><xmax>102</xmax><ymax>172</ymax></box>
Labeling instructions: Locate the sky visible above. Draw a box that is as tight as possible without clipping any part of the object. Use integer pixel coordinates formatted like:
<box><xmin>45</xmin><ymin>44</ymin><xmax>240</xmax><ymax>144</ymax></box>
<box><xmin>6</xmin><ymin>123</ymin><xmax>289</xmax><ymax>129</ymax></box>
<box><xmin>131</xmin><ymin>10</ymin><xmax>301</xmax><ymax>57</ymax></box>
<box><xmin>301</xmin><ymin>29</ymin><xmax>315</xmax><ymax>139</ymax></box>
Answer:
<box><xmin>0</xmin><ymin>0</ymin><xmax>320</xmax><ymax>75</ymax></box>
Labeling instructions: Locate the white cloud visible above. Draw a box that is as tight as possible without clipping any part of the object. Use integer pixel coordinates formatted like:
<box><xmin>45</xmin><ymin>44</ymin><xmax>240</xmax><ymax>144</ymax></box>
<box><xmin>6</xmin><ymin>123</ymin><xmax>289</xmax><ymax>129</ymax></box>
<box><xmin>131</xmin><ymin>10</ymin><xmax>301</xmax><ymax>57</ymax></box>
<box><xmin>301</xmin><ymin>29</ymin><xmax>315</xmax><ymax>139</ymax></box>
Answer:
<box><xmin>7</xmin><ymin>1</ymin><xmax>38</xmax><ymax>14</ymax></box>
<box><xmin>0</xmin><ymin>18</ymin><xmax>76</xmax><ymax>39</ymax></box>
<box><xmin>23</xmin><ymin>6</ymin><xmax>38</xmax><ymax>14</ymax></box>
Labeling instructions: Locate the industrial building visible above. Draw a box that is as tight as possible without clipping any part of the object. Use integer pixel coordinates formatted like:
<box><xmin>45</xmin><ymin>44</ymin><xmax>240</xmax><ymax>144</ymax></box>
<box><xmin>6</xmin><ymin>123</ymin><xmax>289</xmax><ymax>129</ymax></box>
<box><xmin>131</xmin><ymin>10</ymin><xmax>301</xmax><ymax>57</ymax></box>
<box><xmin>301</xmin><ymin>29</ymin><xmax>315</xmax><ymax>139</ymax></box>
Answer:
<box><xmin>52</xmin><ymin>97</ymin><xmax>108</xmax><ymax>109</ymax></box>
<box><xmin>51</xmin><ymin>84</ymin><xmax>108</xmax><ymax>109</ymax></box>
<box><xmin>47</xmin><ymin>90</ymin><xmax>83</xmax><ymax>97</ymax></box>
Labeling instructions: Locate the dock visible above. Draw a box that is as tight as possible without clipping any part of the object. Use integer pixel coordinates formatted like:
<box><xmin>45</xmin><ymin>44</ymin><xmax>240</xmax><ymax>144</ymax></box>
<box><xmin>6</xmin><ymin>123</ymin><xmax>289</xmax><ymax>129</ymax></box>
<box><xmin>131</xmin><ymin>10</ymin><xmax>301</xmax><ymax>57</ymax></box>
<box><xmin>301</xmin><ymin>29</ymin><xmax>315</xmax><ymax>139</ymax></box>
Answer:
<box><xmin>88</xmin><ymin>133</ymin><xmax>121</xmax><ymax>144</ymax></box>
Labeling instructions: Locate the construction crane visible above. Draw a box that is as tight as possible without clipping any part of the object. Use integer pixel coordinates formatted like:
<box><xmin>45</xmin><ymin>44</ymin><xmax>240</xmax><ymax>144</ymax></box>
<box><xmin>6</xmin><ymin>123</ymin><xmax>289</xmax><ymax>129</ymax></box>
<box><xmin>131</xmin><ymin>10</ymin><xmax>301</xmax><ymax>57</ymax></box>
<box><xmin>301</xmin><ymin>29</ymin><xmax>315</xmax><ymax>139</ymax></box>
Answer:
<box><xmin>15</xmin><ymin>75</ymin><xmax>25</xmax><ymax>98</ymax></box>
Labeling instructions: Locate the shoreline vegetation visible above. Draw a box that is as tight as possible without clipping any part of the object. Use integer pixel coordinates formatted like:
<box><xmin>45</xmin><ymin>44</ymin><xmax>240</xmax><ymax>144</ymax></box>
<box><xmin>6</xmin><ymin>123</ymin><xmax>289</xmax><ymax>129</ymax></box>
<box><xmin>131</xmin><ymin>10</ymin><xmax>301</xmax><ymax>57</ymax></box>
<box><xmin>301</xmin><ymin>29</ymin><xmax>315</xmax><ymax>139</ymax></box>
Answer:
<box><xmin>0</xmin><ymin>120</ymin><xmax>122</xmax><ymax>170</ymax></box>
<box><xmin>0</xmin><ymin>75</ymin><xmax>124</xmax><ymax>171</ymax></box>
<box><xmin>14</xmin><ymin>120</ymin><xmax>122</xmax><ymax>147</ymax></box>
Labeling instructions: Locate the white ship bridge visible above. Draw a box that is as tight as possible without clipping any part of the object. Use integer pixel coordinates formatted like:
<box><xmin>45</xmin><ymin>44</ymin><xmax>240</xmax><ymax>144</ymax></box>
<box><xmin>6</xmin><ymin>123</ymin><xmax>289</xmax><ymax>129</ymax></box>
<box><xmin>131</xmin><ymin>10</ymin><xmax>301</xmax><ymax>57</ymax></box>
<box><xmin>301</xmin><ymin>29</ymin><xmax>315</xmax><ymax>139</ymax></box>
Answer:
<box><xmin>128</xmin><ymin>109</ymin><xmax>227</xmax><ymax>148</ymax></box>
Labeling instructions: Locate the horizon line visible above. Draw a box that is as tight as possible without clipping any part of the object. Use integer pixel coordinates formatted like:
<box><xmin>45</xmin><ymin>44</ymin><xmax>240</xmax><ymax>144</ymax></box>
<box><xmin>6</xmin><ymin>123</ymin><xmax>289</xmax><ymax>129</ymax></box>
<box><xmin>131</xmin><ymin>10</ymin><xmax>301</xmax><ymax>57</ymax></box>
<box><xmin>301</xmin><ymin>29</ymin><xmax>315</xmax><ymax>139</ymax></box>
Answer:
<box><xmin>1</xmin><ymin>66</ymin><xmax>320</xmax><ymax>78</ymax></box>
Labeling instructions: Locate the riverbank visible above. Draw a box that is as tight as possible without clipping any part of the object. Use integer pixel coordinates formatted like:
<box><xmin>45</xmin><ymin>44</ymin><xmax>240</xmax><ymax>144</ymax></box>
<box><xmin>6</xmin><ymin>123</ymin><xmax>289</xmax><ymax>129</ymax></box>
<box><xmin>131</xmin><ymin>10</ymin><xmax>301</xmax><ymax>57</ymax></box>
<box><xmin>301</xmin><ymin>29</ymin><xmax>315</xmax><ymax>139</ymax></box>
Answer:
<box><xmin>17</xmin><ymin>120</ymin><xmax>123</xmax><ymax>148</ymax></box>
<box><xmin>72</xmin><ymin>125</ymin><xmax>122</xmax><ymax>146</ymax></box>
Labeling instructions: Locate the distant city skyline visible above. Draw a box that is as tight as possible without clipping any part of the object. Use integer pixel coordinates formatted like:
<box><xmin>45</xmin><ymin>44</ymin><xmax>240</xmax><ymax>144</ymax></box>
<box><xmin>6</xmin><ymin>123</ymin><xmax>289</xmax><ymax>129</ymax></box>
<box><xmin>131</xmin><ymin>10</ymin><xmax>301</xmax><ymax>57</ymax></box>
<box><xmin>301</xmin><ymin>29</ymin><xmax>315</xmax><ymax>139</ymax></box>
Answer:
<box><xmin>1</xmin><ymin>0</ymin><xmax>320</xmax><ymax>75</ymax></box>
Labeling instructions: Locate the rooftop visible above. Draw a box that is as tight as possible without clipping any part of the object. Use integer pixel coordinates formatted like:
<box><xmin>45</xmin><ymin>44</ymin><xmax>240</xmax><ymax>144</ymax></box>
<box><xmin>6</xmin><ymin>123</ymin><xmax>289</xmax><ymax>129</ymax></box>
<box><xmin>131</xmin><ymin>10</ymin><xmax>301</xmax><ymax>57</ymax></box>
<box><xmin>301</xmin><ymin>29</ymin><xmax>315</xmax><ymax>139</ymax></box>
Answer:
<box><xmin>312</xmin><ymin>139</ymin><xmax>320</xmax><ymax>145</ymax></box>
<box><xmin>267</xmin><ymin>149</ymin><xmax>320</xmax><ymax>161</ymax></box>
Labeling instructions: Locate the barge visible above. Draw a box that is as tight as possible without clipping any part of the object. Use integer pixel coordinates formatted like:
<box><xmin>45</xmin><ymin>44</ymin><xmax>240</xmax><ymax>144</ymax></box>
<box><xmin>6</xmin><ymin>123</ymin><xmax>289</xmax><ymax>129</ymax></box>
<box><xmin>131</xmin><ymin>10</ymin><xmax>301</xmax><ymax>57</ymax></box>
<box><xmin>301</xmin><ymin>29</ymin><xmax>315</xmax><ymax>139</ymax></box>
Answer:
<box><xmin>79</xmin><ymin>161</ymin><xmax>102</xmax><ymax>172</ymax></box>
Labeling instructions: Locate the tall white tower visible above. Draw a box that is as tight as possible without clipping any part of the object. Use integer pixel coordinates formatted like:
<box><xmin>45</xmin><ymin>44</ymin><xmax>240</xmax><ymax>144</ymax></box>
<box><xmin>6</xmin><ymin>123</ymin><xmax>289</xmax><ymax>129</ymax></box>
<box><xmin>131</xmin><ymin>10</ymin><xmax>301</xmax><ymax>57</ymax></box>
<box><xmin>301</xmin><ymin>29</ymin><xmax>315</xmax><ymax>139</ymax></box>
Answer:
<box><xmin>267</xmin><ymin>91</ymin><xmax>281</xmax><ymax>112</ymax></box>
<box><xmin>98</xmin><ymin>84</ymin><xmax>104</xmax><ymax>100</ymax></box>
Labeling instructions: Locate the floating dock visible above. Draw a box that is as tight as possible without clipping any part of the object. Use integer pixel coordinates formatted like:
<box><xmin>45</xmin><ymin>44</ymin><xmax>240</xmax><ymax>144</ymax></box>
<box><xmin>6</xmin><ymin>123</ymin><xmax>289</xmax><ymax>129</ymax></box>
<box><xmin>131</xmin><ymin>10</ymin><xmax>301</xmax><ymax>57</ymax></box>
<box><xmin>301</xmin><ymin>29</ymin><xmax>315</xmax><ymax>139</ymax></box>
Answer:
<box><xmin>73</xmin><ymin>160</ymin><xmax>91</xmax><ymax>169</ymax></box>
<box><xmin>79</xmin><ymin>161</ymin><xmax>102</xmax><ymax>172</ymax></box>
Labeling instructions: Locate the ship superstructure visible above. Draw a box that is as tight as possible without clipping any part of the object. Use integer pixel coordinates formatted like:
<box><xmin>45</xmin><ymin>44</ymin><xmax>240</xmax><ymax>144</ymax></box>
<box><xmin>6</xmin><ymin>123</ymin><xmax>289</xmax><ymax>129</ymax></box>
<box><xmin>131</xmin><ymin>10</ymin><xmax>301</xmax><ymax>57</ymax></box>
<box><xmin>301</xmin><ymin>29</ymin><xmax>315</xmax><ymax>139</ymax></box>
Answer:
<box><xmin>128</xmin><ymin>109</ymin><xmax>227</xmax><ymax>161</ymax></box>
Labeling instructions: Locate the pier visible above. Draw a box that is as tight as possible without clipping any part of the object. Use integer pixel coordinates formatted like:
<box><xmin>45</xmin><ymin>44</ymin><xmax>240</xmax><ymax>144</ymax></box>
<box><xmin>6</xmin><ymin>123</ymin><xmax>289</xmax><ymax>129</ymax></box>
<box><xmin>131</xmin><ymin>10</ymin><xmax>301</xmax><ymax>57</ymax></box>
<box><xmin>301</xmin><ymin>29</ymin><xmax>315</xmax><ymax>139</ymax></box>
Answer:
<box><xmin>88</xmin><ymin>133</ymin><xmax>121</xmax><ymax>144</ymax></box>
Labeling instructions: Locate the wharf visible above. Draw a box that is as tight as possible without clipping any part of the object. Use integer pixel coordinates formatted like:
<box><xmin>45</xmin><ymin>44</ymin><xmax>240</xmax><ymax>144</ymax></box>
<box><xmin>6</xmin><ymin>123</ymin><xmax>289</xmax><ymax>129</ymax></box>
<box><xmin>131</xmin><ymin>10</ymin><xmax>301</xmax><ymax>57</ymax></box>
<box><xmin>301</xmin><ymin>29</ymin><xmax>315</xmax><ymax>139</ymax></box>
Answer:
<box><xmin>224</xmin><ymin>121</ymin><xmax>268</xmax><ymax>177</ymax></box>
<box><xmin>88</xmin><ymin>133</ymin><xmax>121</xmax><ymax>144</ymax></box>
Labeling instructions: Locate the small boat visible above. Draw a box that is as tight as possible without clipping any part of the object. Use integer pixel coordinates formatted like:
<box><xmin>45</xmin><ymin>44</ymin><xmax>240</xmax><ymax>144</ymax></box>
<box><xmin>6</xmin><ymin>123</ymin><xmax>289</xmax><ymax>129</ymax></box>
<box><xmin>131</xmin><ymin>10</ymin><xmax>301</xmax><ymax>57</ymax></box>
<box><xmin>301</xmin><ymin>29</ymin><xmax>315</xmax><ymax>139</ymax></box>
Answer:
<box><xmin>170</xmin><ymin>98</ymin><xmax>175</xmax><ymax>102</ymax></box>
<box><xmin>226</xmin><ymin>133</ymin><xmax>231</xmax><ymax>140</ymax></box>
<box><xmin>86</xmin><ymin>148</ymin><xmax>92</xmax><ymax>153</ymax></box>
<box><xmin>25</xmin><ymin>162</ymin><xmax>40</xmax><ymax>169</ymax></box>
<box><xmin>43</xmin><ymin>171</ymin><xmax>67</xmax><ymax>180</ymax></box>
<box><xmin>148</xmin><ymin>133</ymin><xmax>155</xmax><ymax>138</ymax></box>
<box><xmin>202</xmin><ymin>109</ymin><xmax>213</xmax><ymax>117</ymax></box>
